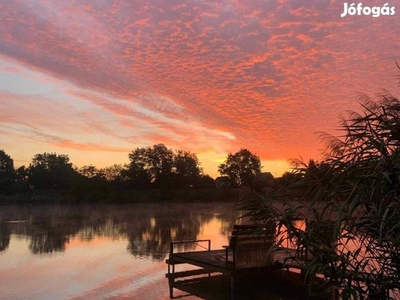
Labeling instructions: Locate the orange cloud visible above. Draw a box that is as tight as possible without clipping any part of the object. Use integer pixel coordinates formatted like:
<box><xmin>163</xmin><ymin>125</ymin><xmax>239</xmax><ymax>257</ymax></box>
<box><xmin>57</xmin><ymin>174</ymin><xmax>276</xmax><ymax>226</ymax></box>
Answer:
<box><xmin>0</xmin><ymin>0</ymin><xmax>399</xmax><ymax>176</ymax></box>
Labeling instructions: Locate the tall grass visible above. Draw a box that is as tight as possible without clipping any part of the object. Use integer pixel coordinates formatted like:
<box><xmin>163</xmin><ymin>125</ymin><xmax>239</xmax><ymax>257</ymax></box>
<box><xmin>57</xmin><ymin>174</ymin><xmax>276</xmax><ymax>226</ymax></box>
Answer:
<box><xmin>238</xmin><ymin>93</ymin><xmax>400</xmax><ymax>299</ymax></box>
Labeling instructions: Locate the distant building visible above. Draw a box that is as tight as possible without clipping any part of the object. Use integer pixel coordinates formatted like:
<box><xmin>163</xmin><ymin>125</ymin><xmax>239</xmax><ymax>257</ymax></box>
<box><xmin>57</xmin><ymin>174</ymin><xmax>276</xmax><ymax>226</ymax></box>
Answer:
<box><xmin>215</xmin><ymin>176</ymin><xmax>232</xmax><ymax>188</ymax></box>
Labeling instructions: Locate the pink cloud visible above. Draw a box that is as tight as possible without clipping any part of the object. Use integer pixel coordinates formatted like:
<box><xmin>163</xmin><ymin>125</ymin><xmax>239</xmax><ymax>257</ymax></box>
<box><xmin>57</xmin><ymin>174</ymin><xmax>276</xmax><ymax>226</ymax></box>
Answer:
<box><xmin>0</xmin><ymin>0</ymin><xmax>399</xmax><ymax>174</ymax></box>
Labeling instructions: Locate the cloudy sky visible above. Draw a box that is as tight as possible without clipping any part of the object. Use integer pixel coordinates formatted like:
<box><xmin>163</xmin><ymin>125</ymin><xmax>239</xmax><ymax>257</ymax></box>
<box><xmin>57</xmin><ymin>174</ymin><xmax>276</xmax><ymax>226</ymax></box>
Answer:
<box><xmin>0</xmin><ymin>0</ymin><xmax>399</xmax><ymax>177</ymax></box>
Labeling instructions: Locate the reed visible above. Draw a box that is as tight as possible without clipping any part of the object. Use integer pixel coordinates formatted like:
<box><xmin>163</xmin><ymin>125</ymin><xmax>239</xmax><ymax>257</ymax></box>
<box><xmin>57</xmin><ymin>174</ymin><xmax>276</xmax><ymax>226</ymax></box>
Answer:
<box><xmin>238</xmin><ymin>92</ymin><xmax>400</xmax><ymax>299</ymax></box>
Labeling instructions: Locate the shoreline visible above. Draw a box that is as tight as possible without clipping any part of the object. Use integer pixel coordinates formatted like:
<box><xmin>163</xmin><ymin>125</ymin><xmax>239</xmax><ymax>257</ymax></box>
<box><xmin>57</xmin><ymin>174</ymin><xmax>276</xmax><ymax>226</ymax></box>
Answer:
<box><xmin>0</xmin><ymin>187</ymin><xmax>242</xmax><ymax>205</ymax></box>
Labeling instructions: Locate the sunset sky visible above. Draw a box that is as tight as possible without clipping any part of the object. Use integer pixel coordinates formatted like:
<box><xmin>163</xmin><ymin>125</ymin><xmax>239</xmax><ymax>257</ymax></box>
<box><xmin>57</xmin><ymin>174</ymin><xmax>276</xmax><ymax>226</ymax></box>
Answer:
<box><xmin>0</xmin><ymin>0</ymin><xmax>399</xmax><ymax>178</ymax></box>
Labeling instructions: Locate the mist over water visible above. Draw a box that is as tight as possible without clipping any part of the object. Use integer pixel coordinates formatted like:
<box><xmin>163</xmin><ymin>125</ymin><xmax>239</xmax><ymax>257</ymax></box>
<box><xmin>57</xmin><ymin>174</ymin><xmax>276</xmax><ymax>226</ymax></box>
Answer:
<box><xmin>0</xmin><ymin>203</ymin><xmax>240</xmax><ymax>300</ymax></box>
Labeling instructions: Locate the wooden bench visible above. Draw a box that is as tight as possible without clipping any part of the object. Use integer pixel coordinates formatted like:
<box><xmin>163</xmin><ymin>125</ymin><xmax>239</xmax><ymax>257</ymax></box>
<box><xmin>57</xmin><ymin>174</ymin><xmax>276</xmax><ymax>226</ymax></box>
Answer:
<box><xmin>223</xmin><ymin>224</ymin><xmax>276</xmax><ymax>269</ymax></box>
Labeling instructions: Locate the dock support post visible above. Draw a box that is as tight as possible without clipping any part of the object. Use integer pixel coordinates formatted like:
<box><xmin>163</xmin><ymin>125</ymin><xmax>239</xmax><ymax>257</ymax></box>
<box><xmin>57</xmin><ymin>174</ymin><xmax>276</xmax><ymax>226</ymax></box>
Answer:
<box><xmin>167</xmin><ymin>260</ymin><xmax>174</xmax><ymax>298</ymax></box>
<box><xmin>168</xmin><ymin>242</ymin><xmax>174</xmax><ymax>299</ymax></box>
<box><xmin>230</xmin><ymin>274</ymin><xmax>235</xmax><ymax>300</ymax></box>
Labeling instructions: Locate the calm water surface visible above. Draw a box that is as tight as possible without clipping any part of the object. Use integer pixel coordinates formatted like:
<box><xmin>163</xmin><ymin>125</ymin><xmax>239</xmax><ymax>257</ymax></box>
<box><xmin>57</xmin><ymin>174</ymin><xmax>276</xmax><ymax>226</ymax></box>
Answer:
<box><xmin>0</xmin><ymin>203</ymin><xmax>241</xmax><ymax>300</ymax></box>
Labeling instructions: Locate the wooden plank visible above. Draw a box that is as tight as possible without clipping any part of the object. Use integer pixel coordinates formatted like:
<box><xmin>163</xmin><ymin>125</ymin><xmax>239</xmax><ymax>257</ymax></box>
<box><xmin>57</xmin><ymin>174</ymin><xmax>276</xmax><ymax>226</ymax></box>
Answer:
<box><xmin>168</xmin><ymin>248</ymin><xmax>299</xmax><ymax>272</ymax></box>
<box><xmin>171</xmin><ymin>250</ymin><xmax>233</xmax><ymax>274</ymax></box>
<box><xmin>165</xmin><ymin>268</ymin><xmax>220</xmax><ymax>279</ymax></box>
<box><xmin>165</xmin><ymin>259</ymin><xmax>186</xmax><ymax>265</ymax></box>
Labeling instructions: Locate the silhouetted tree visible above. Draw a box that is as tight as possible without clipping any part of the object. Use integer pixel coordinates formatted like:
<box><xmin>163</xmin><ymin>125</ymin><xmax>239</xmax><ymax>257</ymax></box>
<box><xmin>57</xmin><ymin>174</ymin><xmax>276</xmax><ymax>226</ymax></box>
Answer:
<box><xmin>218</xmin><ymin>149</ymin><xmax>262</xmax><ymax>186</ymax></box>
<box><xmin>147</xmin><ymin>144</ymin><xmax>174</xmax><ymax>187</ymax></box>
<box><xmin>72</xmin><ymin>165</ymin><xmax>110</xmax><ymax>201</ymax></box>
<box><xmin>15</xmin><ymin>166</ymin><xmax>28</xmax><ymax>182</ymax></box>
<box><xmin>78</xmin><ymin>165</ymin><xmax>104</xmax><ymax>179</ymax></box>
<box><xmin>27</xmin><ymin>153</ymin><xmax>77</xmax><ymax>189</ymax></box>
<box><xmin>127</xmin><ymin>145</ymin><xmax>205</xmax><ymax>190</ymax></box>
<box><xmin>13</xmin><ymin>166</ymin><xmax>30</xmax><ymax>193</ymax></box>
<box><xmin>172</xmin><ymin>150</ymin><xmax>202</xmax><ymax>188</ymax></box>
<box><xmin>197</xmin><ymin>174</ymin><xmax>215</xmax><ymax>188</ymax></box>
<box><xmin>0</xmin><ymin>150</ymin><xmax>15</xmax><ymax>193</ymax></box>
<box><xmin>126</xmin><ymin>146</ymin><xmax>162</xmax><ymax>188</ymax></box>
<box><xmin>122</xmin><ymin>162</ymin><xmax>151</xmax><ymax>189</ymax></box>
<box><xmin>102</xmin><ymin>164</ymin><xmax>124</xmax><ymax>183</ymax></box>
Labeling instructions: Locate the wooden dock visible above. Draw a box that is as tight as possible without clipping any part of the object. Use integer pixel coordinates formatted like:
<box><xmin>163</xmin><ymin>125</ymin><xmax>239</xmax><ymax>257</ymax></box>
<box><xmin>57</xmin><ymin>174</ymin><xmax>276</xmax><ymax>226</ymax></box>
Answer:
<box><xmin>166</xmin><ymin>241</ymin><xmax>307</xmax><ymax>299</ymax></box>
<box><xmin>165</xmin><ymin>223</ymin><xmax>399</xmax><ymax>299</ymax></box>
<box><xmin>167</xmin><ymin>248</ymin><xmax>301</xmax><ymax>273</ymax></box>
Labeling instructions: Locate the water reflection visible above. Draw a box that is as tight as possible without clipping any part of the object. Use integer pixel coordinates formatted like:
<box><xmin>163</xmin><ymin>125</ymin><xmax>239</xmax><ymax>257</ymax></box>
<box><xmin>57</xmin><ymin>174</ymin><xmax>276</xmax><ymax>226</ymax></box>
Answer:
<box><xmin>0</xmin><ymin>203</ymin><xmax>240</xmax><ymax>260</ymax></box>
<box><xmin>0</xmin><ymin>223</ymin><xmax>11</xmax><ymax>252</ymax></box>
<box><xmin>0</xmin><ymin>203</ymin><xmax>243</xmax><ymax>299</ymax></box>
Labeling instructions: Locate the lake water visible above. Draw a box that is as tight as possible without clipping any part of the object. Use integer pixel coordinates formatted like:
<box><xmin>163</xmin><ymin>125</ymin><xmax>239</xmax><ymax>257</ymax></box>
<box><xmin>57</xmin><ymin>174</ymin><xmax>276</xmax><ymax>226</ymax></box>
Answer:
<box><xmin>0</xmin><ymin>203</ymin><xmax>242</xmax><ymax>300</ymax></box>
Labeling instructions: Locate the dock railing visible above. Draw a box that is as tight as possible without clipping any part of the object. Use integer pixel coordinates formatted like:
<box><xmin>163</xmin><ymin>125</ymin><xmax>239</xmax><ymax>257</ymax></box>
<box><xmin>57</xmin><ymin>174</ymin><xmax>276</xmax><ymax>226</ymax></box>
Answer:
<box><xmin>169</xmin><ymin>239</ymin><xmax>211</xmax><ymax>256</ymax></box>
<box><xmin>167</xmin><ymin>240</ymin><xmax>211</xmax><ymax>280</ymax></box>
<box><xmin>167</xmin><ymin>239</ymin><xmax>213</xmax><ymax>298</ymax></box>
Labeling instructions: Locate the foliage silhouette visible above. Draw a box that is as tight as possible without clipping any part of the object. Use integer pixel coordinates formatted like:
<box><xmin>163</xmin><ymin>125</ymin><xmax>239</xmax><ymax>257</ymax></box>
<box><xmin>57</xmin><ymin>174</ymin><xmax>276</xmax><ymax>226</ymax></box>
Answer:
<box><xmin>197</xmin><ymin>174</ymin><xmax>216</xmax><ymax>188</ymax></box>
<box><xmin>218</xmin><ymin>148</ymin><xmax>262</xmax><ymax>187</ymax></box>
<box><xmin>126</xmin><ymin>144</ymin><xmax>203</xmax><ymax>190</ymax></box>
<box><xmin>238</xmin><ymin>91</ymin><xmax>400</xmax><ymax>299</ymax></box>
<box><xmin>171</xmin><ymin>150</ymin><xmax>202</xmax><ymax>188</ymax></box>
<box><xmin>0</xmin><ymin>149</ymin><xmax>15</xmax><ymax>194</ymax></box>
<box><xmin>127</xmin><ymin>144</ymin><xmax>174</xmax><ymax>188</ymax></box>
<box><xmin>28</xmin><ymin>152</ymin><xmax>77</xmax><ymax>190</ymax></box>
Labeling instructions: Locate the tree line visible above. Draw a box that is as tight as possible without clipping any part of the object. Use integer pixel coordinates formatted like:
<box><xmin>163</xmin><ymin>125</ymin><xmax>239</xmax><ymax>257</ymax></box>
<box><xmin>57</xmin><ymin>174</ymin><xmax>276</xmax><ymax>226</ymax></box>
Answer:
<box><xmin>0</xmin><ymin>143</ymin><xmax>267</xmax><ymax>200</ymax></box>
